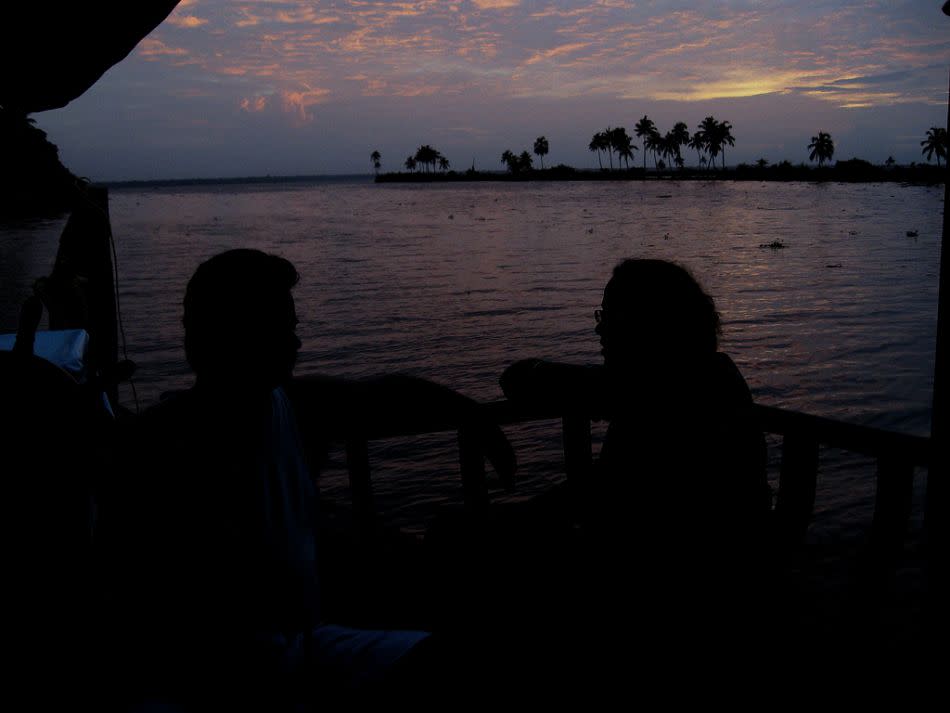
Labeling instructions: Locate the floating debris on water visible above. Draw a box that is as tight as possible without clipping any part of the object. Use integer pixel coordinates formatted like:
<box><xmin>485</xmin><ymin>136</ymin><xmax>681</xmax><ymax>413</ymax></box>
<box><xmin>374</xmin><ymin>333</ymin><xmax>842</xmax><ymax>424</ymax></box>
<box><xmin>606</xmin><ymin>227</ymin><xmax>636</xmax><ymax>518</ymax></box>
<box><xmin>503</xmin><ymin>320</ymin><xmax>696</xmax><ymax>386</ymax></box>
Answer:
<box><xmin>587</xmin><ymin>228</ymin><xmax>594</xmax><ymax>233</ymax></box>
<box><xmin>759</xmin><ymin>240</ymin><xmax>787</xmax><ymax>249</ymax></box>
<box><xmin>826</xmin><ymin>263</ymin><xmax>843</xmax><ymax>268</ymax></box>
<box><xmin>448</xmin><ymin>214</ymin><xmax>454</xmax><ymax>219</ymax></box>
<box><xmin>663</xmin><ymin>233</ymin><xmax>671</xmax><ymax>240</ymax></box>
<box><xmin>906</xmin><ymin>230</ymin><xmax>918</xmax><ymax>237</ymax></box>
<box><xmin>848</xmin><ymin>230</ymin><xmax>857</xmax><ymax>235</ymax></box>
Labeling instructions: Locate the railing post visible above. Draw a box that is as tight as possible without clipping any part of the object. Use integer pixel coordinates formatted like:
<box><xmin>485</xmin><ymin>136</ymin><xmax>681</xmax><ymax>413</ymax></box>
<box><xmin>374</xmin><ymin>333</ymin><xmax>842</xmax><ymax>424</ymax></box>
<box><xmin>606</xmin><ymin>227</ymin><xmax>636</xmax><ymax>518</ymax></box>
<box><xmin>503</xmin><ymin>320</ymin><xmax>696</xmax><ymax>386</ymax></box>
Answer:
<box><xmin>774</xmin><ymin>430</ymin><xmax>820</xmax><ymax>547</ymax></box>
<box><xmin>346</xmin><ymin>437</ymin><xmax>376</xmax><ymax>535</ymax></box>
<box><xmin>562</xmin><ymin>414</ymin><xmax>592</xmax><ymax>486</ymax></box>
<box><xmin>458</xmin><ymin>427</ymin><xmax>489</xmax><ymax>514</ymax></box>
<box><xmin>870</xmin><ymin>455</ymin><xmax>915</xmax><ymax>561</ymax></box>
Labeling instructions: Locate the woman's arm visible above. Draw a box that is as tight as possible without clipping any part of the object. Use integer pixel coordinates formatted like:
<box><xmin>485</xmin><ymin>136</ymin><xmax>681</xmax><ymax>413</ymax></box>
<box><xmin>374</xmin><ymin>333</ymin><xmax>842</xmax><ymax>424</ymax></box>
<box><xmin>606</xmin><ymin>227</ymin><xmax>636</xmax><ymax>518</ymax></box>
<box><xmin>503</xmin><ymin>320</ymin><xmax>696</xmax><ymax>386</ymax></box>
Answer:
<box><xmin>501</xmin><ymin>359</ymin><xmax>607</xmax><ymax>417</ymax></box>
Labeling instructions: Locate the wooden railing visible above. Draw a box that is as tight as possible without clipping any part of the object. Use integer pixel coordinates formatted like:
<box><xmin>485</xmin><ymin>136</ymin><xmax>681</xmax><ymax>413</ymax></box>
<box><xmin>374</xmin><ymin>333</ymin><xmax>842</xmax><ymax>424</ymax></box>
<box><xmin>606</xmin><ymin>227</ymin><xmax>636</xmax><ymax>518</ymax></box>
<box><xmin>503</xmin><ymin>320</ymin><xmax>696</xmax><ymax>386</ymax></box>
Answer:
<box><xmin>338</xmin><ymin>401</ymin><xmax>932</xmax><ymax>559</ymax></box>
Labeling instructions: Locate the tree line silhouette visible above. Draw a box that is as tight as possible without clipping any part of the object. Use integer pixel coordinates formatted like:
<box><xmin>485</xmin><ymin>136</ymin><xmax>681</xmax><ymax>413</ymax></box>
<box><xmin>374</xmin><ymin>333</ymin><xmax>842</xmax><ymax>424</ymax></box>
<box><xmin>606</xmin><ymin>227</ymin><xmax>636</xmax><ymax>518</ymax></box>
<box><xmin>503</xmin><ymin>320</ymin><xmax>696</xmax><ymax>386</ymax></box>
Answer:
<box><xmin>399</xmin><ymin>145</ymin><xmax>450</xmax><ymax>174</ymax></box>
<box><xmin>375</xmin><ymin>121</ymin><xmax>946</xmax><ymax>181</ymax></box>
<box><xmin>370</xmin><ymin>120</ymin><xmax>950</xmax><ymax>178</ymax></box>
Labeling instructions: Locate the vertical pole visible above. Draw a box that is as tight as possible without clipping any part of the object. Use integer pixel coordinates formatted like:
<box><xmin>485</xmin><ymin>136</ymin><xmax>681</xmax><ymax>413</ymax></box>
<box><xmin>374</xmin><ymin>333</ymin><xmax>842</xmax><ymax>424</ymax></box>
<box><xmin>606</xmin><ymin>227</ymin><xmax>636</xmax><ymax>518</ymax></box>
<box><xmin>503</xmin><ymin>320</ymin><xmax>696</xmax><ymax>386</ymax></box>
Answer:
<box><xmin>925</xmin><ymin>8</ymin><xmax>950</xmax><ymax>610</ymax></box>
<box><xmin>47</xmin><ymin>184</ymin><xmax>118</xmax><ymax>404</ymax></box>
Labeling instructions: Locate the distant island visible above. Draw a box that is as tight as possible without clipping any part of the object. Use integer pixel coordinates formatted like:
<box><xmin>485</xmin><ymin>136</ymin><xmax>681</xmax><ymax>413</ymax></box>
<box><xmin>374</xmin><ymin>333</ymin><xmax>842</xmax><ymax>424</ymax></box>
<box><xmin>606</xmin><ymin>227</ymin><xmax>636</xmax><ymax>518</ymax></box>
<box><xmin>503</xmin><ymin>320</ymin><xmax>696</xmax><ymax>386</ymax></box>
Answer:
<box><xmin>374</xmin><ymin>118</ymin><xmax>948</xmax><ymax>185</ymax></box>
<box><xmin>376</xmin><ymin>161</ymin><xmax>946</xmax><ymax>184</ymax></box>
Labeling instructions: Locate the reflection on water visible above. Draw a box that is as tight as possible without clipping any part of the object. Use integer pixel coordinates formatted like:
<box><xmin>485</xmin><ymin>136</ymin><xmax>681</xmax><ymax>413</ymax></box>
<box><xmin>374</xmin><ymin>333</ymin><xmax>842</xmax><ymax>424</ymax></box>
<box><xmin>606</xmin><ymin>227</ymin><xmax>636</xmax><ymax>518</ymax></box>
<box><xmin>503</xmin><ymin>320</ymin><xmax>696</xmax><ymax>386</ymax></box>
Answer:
<box><xmin>1</xmin><ymin>180</ymin><xmax>942</xmax><ymax>536</ymax></box>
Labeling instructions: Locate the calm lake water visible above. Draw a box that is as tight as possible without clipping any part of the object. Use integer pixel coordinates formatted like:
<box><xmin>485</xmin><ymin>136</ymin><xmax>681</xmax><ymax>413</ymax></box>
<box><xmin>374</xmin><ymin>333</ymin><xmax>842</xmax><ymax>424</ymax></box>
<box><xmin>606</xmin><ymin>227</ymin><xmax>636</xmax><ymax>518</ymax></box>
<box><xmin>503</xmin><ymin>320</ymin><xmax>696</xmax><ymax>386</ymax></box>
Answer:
<box><xmin>1</xmin><ymin>178</ymin><xmax>943</xmax><ymax>538</ymax></box>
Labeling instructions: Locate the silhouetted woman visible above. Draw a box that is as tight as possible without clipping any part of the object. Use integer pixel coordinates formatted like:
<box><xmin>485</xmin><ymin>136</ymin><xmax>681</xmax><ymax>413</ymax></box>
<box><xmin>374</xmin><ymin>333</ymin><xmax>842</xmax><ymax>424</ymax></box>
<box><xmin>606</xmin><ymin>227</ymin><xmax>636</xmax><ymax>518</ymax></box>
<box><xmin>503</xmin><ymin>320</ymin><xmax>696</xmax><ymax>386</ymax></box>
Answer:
<box><xmin>501</xmin><ymin>258</ymin><xmax>771</xmax><ymax>665</ymax></box>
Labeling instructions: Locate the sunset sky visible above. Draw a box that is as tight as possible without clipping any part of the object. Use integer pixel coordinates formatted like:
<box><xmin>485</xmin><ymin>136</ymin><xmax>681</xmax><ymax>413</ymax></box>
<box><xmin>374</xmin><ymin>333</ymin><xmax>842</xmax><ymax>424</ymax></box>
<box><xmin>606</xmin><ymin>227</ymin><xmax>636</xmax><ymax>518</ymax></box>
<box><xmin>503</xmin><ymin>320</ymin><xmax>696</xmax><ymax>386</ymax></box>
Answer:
<box><xmin>36</xmin><ymin>0</ymin><xmax>950</xmax><ymax>181</ymax></box>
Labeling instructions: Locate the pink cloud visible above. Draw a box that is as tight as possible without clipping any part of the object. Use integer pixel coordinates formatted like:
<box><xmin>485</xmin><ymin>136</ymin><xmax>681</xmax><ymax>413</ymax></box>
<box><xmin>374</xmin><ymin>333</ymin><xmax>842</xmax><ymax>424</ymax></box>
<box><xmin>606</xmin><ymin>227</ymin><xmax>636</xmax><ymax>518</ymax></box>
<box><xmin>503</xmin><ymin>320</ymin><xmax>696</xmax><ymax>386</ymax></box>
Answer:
<box><xmin>281</xmin><ymin>87</ymin><xmax>332</xmax><ymax>121</ymax></box>
<box><xmin>138</xmin><ymin>38</ymin><xmax>188</xmax><ymax>58</ymax></box>
<box><xmin>524</xmin><ymin>42</ymin><xmax>590</xmax><ymax>66</ymax></box>
<box><xmin>471</xmin><ymin>0</ymin><xmax>521</xmax><ymax>8</ymax></box>
<box><xmin>240</xmin><ymin>95</ymin><xmax>269</xmax><ymax>112</ymax></box>
<box><xmin>167</xmin><ymin>15</ymin><xmax>209</xmax><ymax>28</ymax></box>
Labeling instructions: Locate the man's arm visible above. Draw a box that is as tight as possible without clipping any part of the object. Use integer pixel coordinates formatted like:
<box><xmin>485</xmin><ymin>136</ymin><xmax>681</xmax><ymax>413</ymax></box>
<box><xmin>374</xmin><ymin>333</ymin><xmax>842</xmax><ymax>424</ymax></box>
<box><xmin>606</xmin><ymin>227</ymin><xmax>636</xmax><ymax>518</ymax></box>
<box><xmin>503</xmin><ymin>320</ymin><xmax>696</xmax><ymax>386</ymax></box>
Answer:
<box><xmin>286</xmin><ymin>373</ymin><xmax>516</xmax><ymax>486</ymax></box>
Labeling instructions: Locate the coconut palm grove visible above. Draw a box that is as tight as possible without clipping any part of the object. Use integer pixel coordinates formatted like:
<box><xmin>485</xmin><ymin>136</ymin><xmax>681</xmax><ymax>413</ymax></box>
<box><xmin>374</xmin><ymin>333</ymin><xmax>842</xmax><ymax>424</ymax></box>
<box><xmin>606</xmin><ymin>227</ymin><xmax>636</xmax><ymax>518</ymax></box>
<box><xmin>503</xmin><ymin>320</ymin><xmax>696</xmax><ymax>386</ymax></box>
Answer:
<box><xmin>374</xmin><ymin>117</ymin><xmax>948</xmax><ymax>182</ymax></box>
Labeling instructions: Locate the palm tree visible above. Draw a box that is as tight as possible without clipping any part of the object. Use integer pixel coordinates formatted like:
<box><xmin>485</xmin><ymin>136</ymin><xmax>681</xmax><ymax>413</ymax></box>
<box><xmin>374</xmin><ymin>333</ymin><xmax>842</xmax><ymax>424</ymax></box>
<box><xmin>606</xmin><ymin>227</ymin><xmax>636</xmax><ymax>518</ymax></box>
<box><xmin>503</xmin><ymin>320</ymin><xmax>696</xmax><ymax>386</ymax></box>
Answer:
<box><xmin>601</xmin><ymin>128</ymin><xmax>615</xmax><ymax>170</ymax></box>
<box><xmin>921</xmin><ymin>127</ymin><xmax>948</xmax><ymax>167</ymax></box>
<box><xmin>670</xmin><ymin>122</ymin><xmax>690</xmax><ymax>162</ymax></box>
<box><xmin>618</xmin><ymin>144</ymin><xmax>636</xmax><ymax>170</ymax></box>
<box><xmin>414</xmin><ymin>144</ymin><xmax>443</xmax><ymax>173</ymax></box>
<box><xmin>404</xmin><ymin>155</ymin><xmax>416</xmax><ymax>173</ymax></box>
<box><xmin>808</xmin><ymin>131</ymin><xmax>835</xmax><ymax>167</ymax></box>
<box><xmin>519</xmin><ymin>150</ymin><xmax>534</xmax><ymax>172</ymax></box>
<box><xmin>608</xmin><ymin>127</ymin><xmax>634</xmax><ymax>170</ymax></box>
<box><xmin>885</xmin><ymin>156</ymin><xmax>896</xmax><ymax>168</ymax></box>
<box><xmin>755</xmin><ymin>158</ymin><xmax>769</xmax><ymax>169</ymax></box>
<box><xmin>634</xmin><ymin>115</ymin><xmax>656</xmax><ymax>170</ymax></box>
<box><xmin>533</xmin><ymin>136</ymin><xmax>549</xmax><ymax>169</ymax></box>
<box><xmin>589</xmin><ymin>132</ymin><xmax>606</xmax><ymax>170</ymax></box>
<box><xmin>501</xmin><ymin>149</ymin><xmax>517</xmax><ymax>173</ymax></box>
<box><xmin>613</xmin><ymin>128</ymin><xmax>636</xmax><ymax>170</ymax></box>
<box><xmin>643</xmin><ymin>129</ymin><xmax>662</xmax><ymax>171</ymax></box>
<box><xmin>698</xmin><ymin>117</ymin><xmax>721</xmax><ymax>170</ymax></box>
<box><xmin>659</xmin><ymin>132</ymin><xmax>678</xmax><ymax>170</ymax></box>
<box><xmin>370</xmin><ymin>150</ymin><xmax>381</xmax><ymax>176</ymax></box>
<box><xmin>688</xmin><ymin>132</ymin><xmax>706</xmax><ymax>169</ymax></box>
<box><xmin>438</xmin><ymin>156</ymin><xmax>450</xmax><ymax>172</ymax></box>
<box><xmin>716</xmin><ymin>120</ymin><xmax>735</xmax><ymax>169</ymax></box>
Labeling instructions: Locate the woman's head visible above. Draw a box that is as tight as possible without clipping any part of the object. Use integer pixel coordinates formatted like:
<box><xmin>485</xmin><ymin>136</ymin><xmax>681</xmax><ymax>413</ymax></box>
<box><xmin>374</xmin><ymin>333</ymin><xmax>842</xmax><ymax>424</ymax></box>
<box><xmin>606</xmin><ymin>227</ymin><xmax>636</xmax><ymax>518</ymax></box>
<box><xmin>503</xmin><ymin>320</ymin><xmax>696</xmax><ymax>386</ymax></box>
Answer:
<box><xmin>596</xmin><ymin>259</ymin><xmax>720</xmax><ymax>368</ymax></box>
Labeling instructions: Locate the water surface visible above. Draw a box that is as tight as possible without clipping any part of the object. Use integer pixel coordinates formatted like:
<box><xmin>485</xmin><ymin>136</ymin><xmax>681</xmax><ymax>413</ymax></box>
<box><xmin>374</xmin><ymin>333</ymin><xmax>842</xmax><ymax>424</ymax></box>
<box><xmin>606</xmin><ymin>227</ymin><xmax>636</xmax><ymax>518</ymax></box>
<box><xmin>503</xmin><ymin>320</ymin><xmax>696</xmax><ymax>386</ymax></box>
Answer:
<box><xmin>1</xmin><ymin>179</ymin><xmax>941</xmax><ymax>537</ymax></box>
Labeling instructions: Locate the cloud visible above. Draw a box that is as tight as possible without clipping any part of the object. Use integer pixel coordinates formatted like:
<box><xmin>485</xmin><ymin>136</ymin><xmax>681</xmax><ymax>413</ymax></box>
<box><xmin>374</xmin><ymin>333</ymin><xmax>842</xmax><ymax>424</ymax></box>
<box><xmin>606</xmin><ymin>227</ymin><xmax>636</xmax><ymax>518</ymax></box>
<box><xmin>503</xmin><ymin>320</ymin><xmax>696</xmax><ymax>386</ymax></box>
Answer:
<box><xmin>167</xmin><ymin>15</ymin><xmax>209</xmax><ymax>28</ymax></box>
<box><xmin>235</xmin><ymin>8</ymin><xmax>263</xmax><ymax>27</ymax></box>
<box><xmin>471</xmin><ymin>0</ymin><xmax>521</xmax><ymax>8</ymax></box>
<box><xmin>240</xmin><ymin>95</ymin><xmax>269</xmax><ymax>112</ymax></box>
<box><xmin>126</xmin><ymin>1</ymin><xmax>949</xmax><ymax>127</ymax></box>
<box><xmin>280</xmin><ymin>87</ymin><xmax>332</xmax><ymax>121</ymax></box>
<box><xmin>523</xmin><ymin>42</ymin><xmax>590</xmax><ymax>66</ymax></box>
<box><xmin>137</xmin><ymin>38</ymin><xmax>188</xmax><ymax>58</ymax></box>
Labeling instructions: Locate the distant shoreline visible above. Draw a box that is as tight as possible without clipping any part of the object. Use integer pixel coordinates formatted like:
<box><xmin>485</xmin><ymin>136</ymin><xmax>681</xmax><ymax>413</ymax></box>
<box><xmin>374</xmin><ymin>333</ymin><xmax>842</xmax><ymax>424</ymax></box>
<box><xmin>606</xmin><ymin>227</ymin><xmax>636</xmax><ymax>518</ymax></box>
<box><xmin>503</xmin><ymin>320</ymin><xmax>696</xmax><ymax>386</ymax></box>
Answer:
<box><xmin>377</xmin><ymin>162</ymin><xmax>946</xmax><ymax>185</ymax></box>
<box><xmin>102</xmin><ymin>174</ymin><xmax>374</xmax><ymax>189</ymax></box>
<box><xmin>94</xmin><ymin>163</ymin><xmax>947</xmax><ymax>190</ymax></box>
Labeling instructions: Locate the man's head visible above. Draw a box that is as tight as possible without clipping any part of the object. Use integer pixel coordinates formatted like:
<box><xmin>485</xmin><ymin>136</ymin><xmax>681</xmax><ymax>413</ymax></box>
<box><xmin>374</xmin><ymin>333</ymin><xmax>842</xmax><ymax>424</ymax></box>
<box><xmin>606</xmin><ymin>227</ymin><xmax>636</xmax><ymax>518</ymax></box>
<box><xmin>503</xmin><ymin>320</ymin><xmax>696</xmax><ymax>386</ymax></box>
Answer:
<box><xmin>183</xmin><ymin>249</ymin><xmax>300</xmax><ymax>389</ymax></box>
<box><xmin>596</xmin><ymin>258</ymin><xmax>720</xmax><ymax>369</ymax></box>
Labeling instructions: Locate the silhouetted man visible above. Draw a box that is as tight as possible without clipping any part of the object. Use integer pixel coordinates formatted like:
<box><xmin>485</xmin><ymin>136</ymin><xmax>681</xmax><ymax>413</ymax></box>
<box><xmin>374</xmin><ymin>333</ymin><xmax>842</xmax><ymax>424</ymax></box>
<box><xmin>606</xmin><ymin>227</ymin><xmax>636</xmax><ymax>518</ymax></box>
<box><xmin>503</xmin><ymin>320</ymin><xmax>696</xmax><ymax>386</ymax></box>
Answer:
<box><xmin>98</xmin><ymin>249</ymin><xmax>514</xmax><ymax>709</ymax></box>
